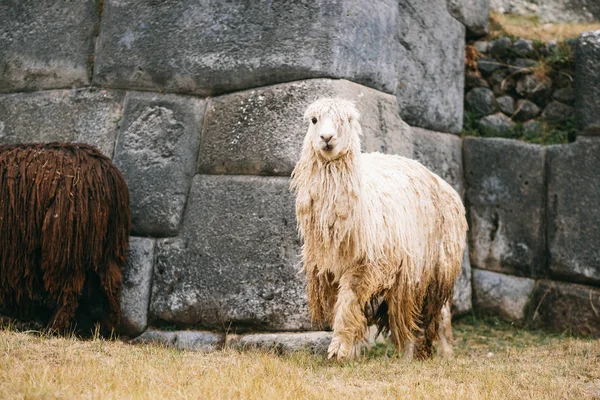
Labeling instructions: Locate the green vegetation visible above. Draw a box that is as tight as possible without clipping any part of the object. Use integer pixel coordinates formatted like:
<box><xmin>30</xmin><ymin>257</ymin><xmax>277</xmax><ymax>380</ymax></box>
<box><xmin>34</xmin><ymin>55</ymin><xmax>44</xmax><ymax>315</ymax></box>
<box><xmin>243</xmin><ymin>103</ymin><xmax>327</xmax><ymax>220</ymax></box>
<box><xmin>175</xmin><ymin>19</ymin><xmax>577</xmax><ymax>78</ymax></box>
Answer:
<box><xmin>461</xmin><ymin>111</ymin><xmax>574</xmax><ymax>145</ymax></box>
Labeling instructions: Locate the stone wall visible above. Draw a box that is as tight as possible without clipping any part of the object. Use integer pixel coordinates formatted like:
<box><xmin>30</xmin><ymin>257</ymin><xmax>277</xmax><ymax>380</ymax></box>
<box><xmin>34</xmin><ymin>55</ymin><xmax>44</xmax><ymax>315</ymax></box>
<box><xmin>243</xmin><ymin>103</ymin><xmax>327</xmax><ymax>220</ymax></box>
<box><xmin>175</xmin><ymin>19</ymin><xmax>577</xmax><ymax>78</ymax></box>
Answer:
<box><xmin>490</xmin><ymin>0</ymin><xmax>600</xmax><ymax>23</ymax></box>
<box><xmin>0</xmin><ymin>0</ymin><xmax>478</xmax><ymax>345</ymax></box>
<box><xmin>465</xmin><ymin>37</ymin><xmax>577</xmax><ymax>143</ymax></box>
<box><xmin>1</xmin><ymin>1</ymin><xmax>598</xmax><ymax>346</ymax></box>
<box><xmin>465</xmin><ymin>33</ymin><xmax>600</xmax><ymax>337</ymax></box>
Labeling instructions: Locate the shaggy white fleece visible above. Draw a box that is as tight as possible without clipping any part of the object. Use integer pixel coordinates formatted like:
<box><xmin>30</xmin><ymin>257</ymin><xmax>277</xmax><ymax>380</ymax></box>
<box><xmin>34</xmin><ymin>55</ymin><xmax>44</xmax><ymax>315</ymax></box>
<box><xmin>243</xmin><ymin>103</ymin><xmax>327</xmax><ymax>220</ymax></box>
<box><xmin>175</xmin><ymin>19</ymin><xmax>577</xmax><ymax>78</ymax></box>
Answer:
<box><xmin>291</xmin><ymin>98</ymin><xmax>467</xmax><ymax>360</ymax></box>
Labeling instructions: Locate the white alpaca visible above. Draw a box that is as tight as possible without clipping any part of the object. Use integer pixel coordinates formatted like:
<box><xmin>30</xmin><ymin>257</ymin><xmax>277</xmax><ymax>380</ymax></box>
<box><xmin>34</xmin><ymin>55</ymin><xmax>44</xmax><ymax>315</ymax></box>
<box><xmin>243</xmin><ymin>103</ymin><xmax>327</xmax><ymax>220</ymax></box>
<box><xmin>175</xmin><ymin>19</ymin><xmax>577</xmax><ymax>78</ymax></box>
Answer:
<box><xmin>291</xmin><ymin>98</ymin><xmax>467</xmax><ymax>361</ymax></box>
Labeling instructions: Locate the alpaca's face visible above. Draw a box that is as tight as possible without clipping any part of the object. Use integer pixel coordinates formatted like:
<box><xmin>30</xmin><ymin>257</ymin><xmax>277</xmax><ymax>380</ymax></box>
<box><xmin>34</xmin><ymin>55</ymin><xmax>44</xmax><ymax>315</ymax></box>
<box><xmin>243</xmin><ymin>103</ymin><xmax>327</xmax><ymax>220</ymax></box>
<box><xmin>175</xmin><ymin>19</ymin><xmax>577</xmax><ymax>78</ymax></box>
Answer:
<box><xmin>304</xmin><ymin>99</ymin><xmax>360</xmax><ymax>161</ymax></box>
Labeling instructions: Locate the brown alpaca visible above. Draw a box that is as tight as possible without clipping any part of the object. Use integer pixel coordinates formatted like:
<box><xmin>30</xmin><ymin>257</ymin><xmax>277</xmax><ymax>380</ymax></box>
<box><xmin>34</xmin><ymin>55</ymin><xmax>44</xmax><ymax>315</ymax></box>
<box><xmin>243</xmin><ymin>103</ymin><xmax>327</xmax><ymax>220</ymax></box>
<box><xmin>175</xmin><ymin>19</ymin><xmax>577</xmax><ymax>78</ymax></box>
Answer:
<box><xmin>0</xmin><ymin>143</ymin><xmax>130</xmax><ymax>336</ymax></box>
<box><xmin>291</xmin><ymin>99</ymin><xmax>467</xmax><ymax>360</ymax></box>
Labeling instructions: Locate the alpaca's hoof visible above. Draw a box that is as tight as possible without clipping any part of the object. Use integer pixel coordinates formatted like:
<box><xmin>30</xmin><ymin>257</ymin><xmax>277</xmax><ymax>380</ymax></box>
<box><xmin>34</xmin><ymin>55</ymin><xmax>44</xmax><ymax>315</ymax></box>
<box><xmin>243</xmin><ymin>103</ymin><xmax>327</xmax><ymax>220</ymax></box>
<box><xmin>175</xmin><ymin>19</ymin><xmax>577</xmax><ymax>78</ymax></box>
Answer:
<box><xmin>437</xmin><ymin>344</ymin><xmax>454</xmax><ymax>359</ymax></box>
<box><xmin>402</xmin><ymin>341</ymin><xmax>415</xmax><ymax>361</ymax></box>
<box><xmin>327</xmin><ymin>337</ymin><xmax>343</xmax><ymax>360</ymax></box>
<box><xmin>327</xmin><ymin>338</ymin><xmax>360</xmax><ymax>361</ymax></box>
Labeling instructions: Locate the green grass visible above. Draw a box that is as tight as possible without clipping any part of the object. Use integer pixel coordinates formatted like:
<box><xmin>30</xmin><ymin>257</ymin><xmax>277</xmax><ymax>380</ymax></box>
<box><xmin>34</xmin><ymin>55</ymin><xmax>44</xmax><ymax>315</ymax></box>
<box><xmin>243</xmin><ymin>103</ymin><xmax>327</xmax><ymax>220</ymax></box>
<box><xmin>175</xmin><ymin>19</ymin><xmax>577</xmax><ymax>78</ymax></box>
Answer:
<box><xmin>461</xmin><ymin>111</ymin><xmax>574</xmax><ymax>145</ymax></box>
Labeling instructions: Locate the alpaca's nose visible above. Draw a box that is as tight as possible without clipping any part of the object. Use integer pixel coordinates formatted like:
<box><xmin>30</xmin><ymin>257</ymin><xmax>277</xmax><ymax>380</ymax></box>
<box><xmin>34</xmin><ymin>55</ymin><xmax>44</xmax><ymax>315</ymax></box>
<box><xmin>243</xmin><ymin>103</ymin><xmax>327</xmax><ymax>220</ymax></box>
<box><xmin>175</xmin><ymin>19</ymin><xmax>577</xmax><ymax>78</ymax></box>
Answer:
<box><xmin>320</xmin><ymin>133</ymin><xmax>334</xmax><ymax>144</ymax></box>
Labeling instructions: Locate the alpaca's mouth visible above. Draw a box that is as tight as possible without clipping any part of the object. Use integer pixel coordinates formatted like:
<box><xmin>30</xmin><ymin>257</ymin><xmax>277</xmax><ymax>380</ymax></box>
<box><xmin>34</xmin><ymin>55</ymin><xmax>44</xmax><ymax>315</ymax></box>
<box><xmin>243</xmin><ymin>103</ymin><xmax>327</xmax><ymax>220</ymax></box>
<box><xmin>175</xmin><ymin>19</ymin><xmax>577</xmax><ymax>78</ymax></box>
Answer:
<box><xmin>322</xmin><ymin>142</ymin><xmax>336</xmax><ymax>152</ymax></box>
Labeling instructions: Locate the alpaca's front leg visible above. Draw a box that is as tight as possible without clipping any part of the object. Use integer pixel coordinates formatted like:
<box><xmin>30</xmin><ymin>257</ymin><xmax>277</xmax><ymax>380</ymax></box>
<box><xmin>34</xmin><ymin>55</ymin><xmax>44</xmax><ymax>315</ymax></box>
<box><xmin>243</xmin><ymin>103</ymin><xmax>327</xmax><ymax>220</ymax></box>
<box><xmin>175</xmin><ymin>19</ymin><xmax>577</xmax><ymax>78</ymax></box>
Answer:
<box><xmin>327</xmin><ymin>279</ymin><xmax>368</xmax><ymax>361</ymax></box>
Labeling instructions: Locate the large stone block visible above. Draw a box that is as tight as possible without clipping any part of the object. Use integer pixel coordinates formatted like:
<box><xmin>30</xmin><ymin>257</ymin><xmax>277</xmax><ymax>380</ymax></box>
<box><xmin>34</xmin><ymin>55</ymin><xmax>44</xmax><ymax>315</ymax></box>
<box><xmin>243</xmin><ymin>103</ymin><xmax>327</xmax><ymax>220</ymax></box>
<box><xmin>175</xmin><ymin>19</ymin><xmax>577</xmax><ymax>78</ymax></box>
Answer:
<box><xmin>472</xmin><ymin>268</ymin><xmax>535</xmax><ymax>323</ymax></box>
<box><xmin>447</xmin><ymin>0</ymin><xmax>490</xmax><ymax>38</ymax></box>
<box><xmin>133</xmin><ymin>329</ymin><xmax>225</xmax><ymax>352</ymax></box>
<box><xmin>396</xmin><ymin>0</ymin><xmax>466</xmax><ymax>133</ymax></box>
<box><xmin>575</xmin><ymin>31</ymin><xmax>600</xmax><ymax>135</ymax></box>
<box><xmin>527</xmin><ymin>280</ymin><xmax>600</xmax><ymax>337</ymax></box>
<box><xmin>119</xmin><ymin>237</ymin><xmax>155</xmax><ymax>338</ymax></box>
<box><xmin>149</xmin><ymin>175</ymin><xmax>310</xmax><ymax>332</ymax></box>
<box><xmin>0</xmin><ymin>1</ymin><xmax>96</xmax><ymax>92</ymax></box>
<box><xmin>453</xmin><ymin>241</ymin><xmax>473</xmax><ymax>316</ymax></box>
<box><xmin>230</xmin><ymin>332</ymin><xmax>332</xmax><ymax>355</ymax></box>
<box><xmin>0</xmin><ymin>89</ymin><xmax>123</xmax><ymax>157</ymax></box>
<box><xmin>198</xmin><ymin>79</ymin><xmax>413</xmax><ymax>176</ymax></box>
<box><xmin>112</xmin><ymin>92</ymin><xmax>205</xmax><ymax>237</ymax></box>
<box><xmin>410</xmin><ymin>128</ymin><xmax>471</xmax><ymax>315</ymax></box>
<box><xmin>411</xmin><ymin>127</ymin><xmax>464</xmax><ymax>199</ymax></box>
<box><xmin>93</xmin><ymin>0</ymin><xmax>398</xmax><ymax>96</ymax></box>
<box><xmin>464</xmin><ymin>138</ymin><xmax>546</xmax><ymax>278</ymax></box>
<box><xmin>547</xmin><ymin>137</ymin><xmax>600</xmax><ymax>285</ymax></box>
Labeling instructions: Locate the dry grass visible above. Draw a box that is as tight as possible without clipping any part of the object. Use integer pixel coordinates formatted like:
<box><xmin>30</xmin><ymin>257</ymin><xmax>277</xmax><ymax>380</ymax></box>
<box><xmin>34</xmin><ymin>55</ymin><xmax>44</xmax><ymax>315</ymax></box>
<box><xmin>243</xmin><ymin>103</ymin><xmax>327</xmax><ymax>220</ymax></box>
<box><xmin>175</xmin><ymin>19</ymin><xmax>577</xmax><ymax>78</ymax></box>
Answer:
<box><xmin>1</xmin><ymin>317</ymin><xmax>599</xmax><ymax>399</ymax></box>
<box><xmin>489</xmin><ymin>12</ymin><xmax>600</xmax><ymax>42</ymax></box>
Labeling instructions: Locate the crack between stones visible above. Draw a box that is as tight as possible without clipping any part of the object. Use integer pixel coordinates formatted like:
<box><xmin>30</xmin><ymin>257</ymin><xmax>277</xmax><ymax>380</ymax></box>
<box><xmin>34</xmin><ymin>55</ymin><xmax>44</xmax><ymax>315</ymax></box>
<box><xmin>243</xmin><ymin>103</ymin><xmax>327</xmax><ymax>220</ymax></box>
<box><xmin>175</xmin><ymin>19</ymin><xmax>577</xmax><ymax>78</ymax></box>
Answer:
<box><xmin>90</xmin><ymin>0</ymin><xmax>105</xmax><ymax>84</ymax></box>
<box><xmin>175</xmin><ymin>97</ymin><xmax>213</xmax><ymax>238</ymax></box>
<box><xmin>541</xmin><ymin>148</ymin><xmax>550</xmax><ymax>280</ymax></box>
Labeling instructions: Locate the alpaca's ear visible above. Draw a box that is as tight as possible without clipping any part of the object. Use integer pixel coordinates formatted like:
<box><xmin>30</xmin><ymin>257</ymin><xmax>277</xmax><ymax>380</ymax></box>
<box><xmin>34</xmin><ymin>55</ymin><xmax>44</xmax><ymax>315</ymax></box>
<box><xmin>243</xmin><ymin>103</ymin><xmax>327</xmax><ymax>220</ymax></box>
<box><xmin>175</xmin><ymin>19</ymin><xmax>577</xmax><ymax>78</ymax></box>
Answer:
<box><xmin>347</xmin><ymin>103</ymin><xmax>360</xmax><ymax>123</ymax></box>
<box><xmin>350</xmin><ymin>117</ymin><xmax>363</xmax><ymax>136</ymax></box>
<box><xmin>304</xmin><ymin>105</ymin><xmax>316</xmax><ymax>122</ymax></box>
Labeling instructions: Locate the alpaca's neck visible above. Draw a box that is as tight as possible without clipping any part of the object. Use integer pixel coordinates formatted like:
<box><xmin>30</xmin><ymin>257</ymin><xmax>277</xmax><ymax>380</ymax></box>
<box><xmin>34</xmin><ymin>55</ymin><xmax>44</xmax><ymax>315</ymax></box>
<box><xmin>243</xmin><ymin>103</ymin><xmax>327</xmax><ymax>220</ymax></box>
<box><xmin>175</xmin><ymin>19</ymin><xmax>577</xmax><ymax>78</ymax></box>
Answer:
<box><xmin>292</xmin><ymin>148</ymin><xmax>363</xmax><ymax>258</ymax></box>
<box><xmin>315</xmin><ymin>151</ymin><xmax>362</xmax><ymax>199</ymax></box>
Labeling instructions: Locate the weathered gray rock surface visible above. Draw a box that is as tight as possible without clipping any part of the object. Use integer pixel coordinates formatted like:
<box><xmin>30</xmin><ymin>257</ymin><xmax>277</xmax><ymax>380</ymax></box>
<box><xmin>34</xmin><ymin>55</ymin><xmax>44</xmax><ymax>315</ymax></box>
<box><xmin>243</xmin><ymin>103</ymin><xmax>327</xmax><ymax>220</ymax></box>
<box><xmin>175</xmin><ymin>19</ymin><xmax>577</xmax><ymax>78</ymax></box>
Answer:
<box><xmin>133</xmin><ymin>329</ymin><xmax>225</xmax><ymax>351</ymax></box>
<box><xmin>512</xmin><ymin>39</ymin><xmax>534</xmax><ymax>58</ymax></box>
<box><xmin>396</xmin><ymin>0</ymin><xmax>465</xmax><ymax>133</ymax></box>
<box><xmin>0</xmin><ymin>89</ymin><xmax>123</xmax><ymax>157</ymax></box>
<box><xmin>465</xmin><ymin>138</ymin><xmax>546</xmax><ymax>277</ymax></box>
<box><xmin>488</xmin><ymin>70</ymin><xmax>511</xmax><ymax>96</ymax></box>
<box><xmin>410</xmin><ymin>128</ymin><xmax>470</xmax><ymax>314</ymax></box>
<box><xmin>477</xmin><ymin>113</ymin><xmax>515</xmax><ymax>136</ymax></box>
<box><xmin>489</xmin><ymin>37</ymin><xmax>512</xmax><ymax>59</ymax></box>
<box><xmin>113</xmin><ymin>92</ymin><xmax>205</xmax><ymax>237</ymax></box>
<box><xmin>230</xmin><ymin>332</ymin><xmax>332</xmax><ymax>355</ymax></box>
<box><xmin>466</xmin><ymin>88</ymin><xmax>498</xmax><ymax>117</ymax></box>
<box><xmin>507</xmin><ymin>58</ymin><xmax>538</xmax><ymax>74</ymax></box>
<box><xmin>541</xmin><ymin>101</ymin><xmax>574</xmax><ymax>124</ymax></box>
<box><xmin>411</xmin><ymin>128</ymin><xmax>464</xmax><ymax>199</ymax></box>
<box><xmin>119</xmin><ymin>237</ymin><xmax>155</xmax><ymax>338</ymax></box>
<box><xmin>478</xmin><ymin>58</ymin><xmax>503</xmax><ymax>75</ymax></box>
<box><xmin>516</xmin><ymin>74</ymin><xmax>552</xmax><ymax>104</ymax></box>
<box><xmin>93</xmin><ymin>0</ymin><xmax>398</xmax><ymax>95</ymax></box>
<box><xmin>149</xmin><ymin>175</ymin><xmax>310</xmax><ymax>332</ymax></box>
<box><xmin>547</xmin><ymin>137</ymin><xmax>600</xmax><ymax>285</ymax></box>
<box><xmin>497</xmin><ymin>96</ymin><xmax>515</xmax><ymax>116</ymax></box>
<box><xmin>522</xmin><ymin>120</ymin><xmax>542</xmax><ymax>136</ymax></box>
<box><xmin>552</xmin><ymin>88</ymin><xmax>575</xmax><ymax>104</ymax></box>
<box><xmin>513</xmin><ymin>99</ymin><xmax>540</xmax><ymax>121</ymax></box>
<box><xmin>453</xmin><ymin>241</ymin><xmax>473</xmax><ymax>316</ymax></box>
<box><xmin>473</xmin><ymin>268</ymin><xmax>535</xmax><ymax>323</ymax></box>
<box><xmin>0</xmin><ymin>1</ymin><xmax>96</xmax><ymax>92</ymax></box>
<box><xmin>575</xmin><ymin>31</ymin><xmax>600</xmax><ymax>135</ymax></box>
<box><xmin>474</xmin><ymin>41</ymin><xmax>489</xmax><ymax>54</ymax></box>
<box><xmin>94</xmin><ymin>0</ymin><xmax>464</xmax><ymax>134</ymax></box>
<box><xmin>490</xmin><ymin>0</ymin><xmax>600</xmax><ymax>23</ymax></box>
<box><xmin>198</xmin><ymin>79</ymin><xmax>413</xmax><ymax>177</ymax></box>
<box><xmin>465</xmin><ymin>71</ymin><xmax>490</xmax><ymax>89</ymax></box>
<box><xmin>447</xmin><ymin>0</ymin><xmax>490</xmax><ymax>38</ymax></box>
<box><xmin>528</xmin><ymin>280</ymin><xmax>600</xmax><ymax>337</ymax></box>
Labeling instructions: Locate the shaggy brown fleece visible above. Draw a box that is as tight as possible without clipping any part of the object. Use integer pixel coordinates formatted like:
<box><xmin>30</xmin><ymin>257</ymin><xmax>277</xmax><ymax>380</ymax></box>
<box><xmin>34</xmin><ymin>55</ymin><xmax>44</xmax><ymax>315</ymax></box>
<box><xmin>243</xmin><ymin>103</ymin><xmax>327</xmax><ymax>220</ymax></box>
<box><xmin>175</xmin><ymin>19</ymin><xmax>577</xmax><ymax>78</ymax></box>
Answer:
<box><xmin>0</xmin><ymin>143</ymin><xmax>130</xmax><ymax>336</ymax></box>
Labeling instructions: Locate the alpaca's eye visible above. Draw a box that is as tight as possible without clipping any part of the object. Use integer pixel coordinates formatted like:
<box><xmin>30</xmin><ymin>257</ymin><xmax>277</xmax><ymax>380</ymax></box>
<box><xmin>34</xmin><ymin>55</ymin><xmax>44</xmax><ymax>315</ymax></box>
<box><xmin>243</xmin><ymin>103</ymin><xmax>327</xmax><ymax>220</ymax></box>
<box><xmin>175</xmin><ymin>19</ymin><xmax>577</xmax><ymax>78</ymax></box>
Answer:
<box><xmin>311</xmin><ymin>117</ymin><xmax>318</xmax><ymax>124</ymax></box>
